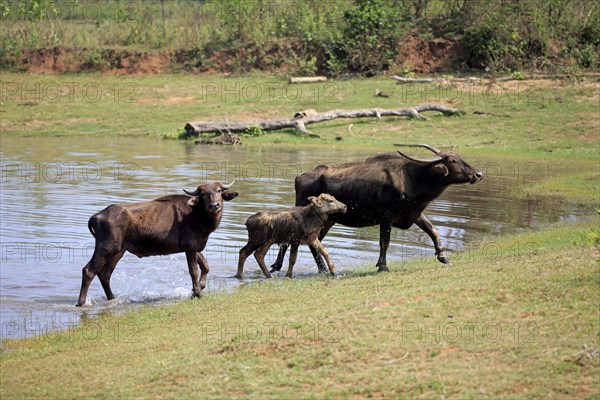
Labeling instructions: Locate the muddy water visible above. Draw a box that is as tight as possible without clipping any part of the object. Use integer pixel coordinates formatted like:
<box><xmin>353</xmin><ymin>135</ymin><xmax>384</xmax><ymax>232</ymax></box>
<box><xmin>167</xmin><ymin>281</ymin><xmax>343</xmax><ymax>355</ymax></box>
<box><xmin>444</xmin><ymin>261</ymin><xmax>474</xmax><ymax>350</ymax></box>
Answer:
<box><xmin>0</xmin><ymin>136</ymin><xmax>587</xmax><ymax>339</ymax></box>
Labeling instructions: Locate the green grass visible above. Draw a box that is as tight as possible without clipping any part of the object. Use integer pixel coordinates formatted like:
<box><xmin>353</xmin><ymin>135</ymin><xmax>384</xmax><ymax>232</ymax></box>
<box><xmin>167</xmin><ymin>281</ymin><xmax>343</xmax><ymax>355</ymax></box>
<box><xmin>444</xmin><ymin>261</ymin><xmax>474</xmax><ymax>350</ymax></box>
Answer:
<box><xmin>1</xmin><ymin>222</ymin><xmax>598</xmax><ymax>398</ymax></box>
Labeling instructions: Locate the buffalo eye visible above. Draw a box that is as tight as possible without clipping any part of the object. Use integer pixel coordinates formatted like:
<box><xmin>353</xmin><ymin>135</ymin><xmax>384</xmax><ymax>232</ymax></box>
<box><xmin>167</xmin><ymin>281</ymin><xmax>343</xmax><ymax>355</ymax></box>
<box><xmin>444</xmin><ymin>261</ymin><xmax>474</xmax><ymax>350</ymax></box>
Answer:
<box><xmin>448</xmin><ymin>157</ymin><xmax>457</xmax><ymax>164</ymax></box>
<box><xmin>217</xmin><ymin>189</ymin><xmax>222</xmax><ymax>194</ymax></box>
<box><xmin>200</xmin><ymin>193</ymin><xmax>207</xmax><ymax>198</ymax></box>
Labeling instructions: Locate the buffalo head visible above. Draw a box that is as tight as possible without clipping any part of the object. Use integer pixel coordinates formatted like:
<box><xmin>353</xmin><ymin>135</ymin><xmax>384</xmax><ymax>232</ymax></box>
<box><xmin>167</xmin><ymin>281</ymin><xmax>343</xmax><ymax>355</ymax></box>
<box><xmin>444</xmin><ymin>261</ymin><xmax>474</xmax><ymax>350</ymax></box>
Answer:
<box><xmin>397</xmin><ymin>144</ymin><xmax>483</xmax><ymax>185</ymax></box>
<box><xmin>183</xmin><ymin>180</ymin><xmax>238</xmax><ymax>213</ymax></box>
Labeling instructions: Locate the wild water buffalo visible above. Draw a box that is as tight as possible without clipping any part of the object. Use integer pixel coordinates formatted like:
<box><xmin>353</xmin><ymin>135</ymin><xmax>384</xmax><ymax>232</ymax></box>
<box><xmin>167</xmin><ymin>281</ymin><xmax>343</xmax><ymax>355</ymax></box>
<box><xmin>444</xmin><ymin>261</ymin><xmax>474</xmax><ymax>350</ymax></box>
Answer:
<box><xmin>270</xmin><ymin>145</ymin><xmax>483</xmax><ymax>272</ymax></box>
<box><xmin>236</xmin><ymin>193</ymin><xmax>347</xmax><ymax>279</ymax></box>
<box><xmin>76</xmin><ymin>181</ymin><xmax>237</xmax><ymax>306</ymax></box>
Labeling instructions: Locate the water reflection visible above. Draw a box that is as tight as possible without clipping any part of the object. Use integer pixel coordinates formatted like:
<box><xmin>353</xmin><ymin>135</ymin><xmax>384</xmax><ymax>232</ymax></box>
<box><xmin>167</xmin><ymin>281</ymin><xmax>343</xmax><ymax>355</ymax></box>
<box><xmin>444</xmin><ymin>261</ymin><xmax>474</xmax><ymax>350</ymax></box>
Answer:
<box><xmin>0</xmin><ymin>136</ymin><xmax>588</xmax><ymax>339</ymax></box>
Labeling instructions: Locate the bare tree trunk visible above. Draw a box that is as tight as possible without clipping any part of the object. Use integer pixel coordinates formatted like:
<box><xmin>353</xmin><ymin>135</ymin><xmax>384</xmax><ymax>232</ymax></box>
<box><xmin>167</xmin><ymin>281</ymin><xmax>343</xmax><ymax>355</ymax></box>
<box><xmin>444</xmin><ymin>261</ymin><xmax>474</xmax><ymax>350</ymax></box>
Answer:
<box><xmin>183</xmin><ymin>104</ymin><xmax>464</xmax><ymax>139</ymax></box>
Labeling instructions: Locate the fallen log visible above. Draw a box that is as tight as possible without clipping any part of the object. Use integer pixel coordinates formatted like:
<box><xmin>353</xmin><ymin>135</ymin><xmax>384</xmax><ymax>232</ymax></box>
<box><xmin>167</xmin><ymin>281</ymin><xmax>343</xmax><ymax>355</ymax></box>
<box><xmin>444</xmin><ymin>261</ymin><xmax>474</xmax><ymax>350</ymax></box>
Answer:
<box><xmin>389</xmin><ymin>76</ymin><xmax>436</xmax><ymax>83</ymax></box>
<box><xmin>389</xmin><ymin>75</ymin><xmax>482</xmax><ymax>83</ymax></box>
<box><xmin>183</xmin><ymin>104</ymin><xmax>464</xmax><ymax>139</ymax></box>
<box><xmin>289</xmin><ymin>76</ymin><xmax>327</xmax><ymax>83</ymax></box>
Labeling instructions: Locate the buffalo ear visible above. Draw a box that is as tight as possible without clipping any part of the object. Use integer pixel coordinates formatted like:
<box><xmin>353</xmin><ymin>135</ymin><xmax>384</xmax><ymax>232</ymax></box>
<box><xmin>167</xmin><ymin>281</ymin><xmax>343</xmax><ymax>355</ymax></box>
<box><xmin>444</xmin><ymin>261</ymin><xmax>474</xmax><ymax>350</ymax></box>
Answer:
<box><xmin>222</xmin><ymin>191</ymin><xmax>239</xmax><ymax>201</ymax></box>
<box><xmin>308</xmin><ymin>196</ymin><xmax>323</xmax><ymax>207</ymax></box>
<box><xmin>187</xmin><ymin>197</ymin><xmax>198</xmax><ymax>207</ymax></box>
<box><xmin>434</xmin><ymin>163</ymin><xmax>449</xmax><ymax>177</ymax></box>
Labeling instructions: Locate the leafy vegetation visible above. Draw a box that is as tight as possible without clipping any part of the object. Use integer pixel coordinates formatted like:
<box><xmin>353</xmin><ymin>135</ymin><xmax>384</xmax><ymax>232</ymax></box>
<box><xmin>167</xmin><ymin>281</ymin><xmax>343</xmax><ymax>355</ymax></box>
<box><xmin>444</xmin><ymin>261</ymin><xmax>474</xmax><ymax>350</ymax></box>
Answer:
<box><xmin>341</xmin><ymin>0</ymin><xmax>409</xmax><ymax>73</ymax></box>
<box><xmin>1</xmin><ymin>0</ymin><xmax>598</xmax><ymax>74</ymax></box>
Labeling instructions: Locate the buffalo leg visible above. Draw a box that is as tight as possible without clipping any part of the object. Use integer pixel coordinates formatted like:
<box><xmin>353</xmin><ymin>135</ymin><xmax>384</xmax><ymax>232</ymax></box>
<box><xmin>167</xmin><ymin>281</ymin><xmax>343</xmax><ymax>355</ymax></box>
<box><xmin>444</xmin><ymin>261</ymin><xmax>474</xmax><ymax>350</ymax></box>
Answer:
<box><xmin>77</xmin><ymin>251</ymin><xmax>122</xmax><ymax>306</ymax></box>
<box><xmin>97</xmin><ymin>251</ymin><xmax>125</xmax><ymax>302</ymax></box>
<box><xmin>76</xmin><ymin>261</ymin><xmax>95</xmax><ymax>306</ymax></box>
<box><xmin>285</xmin><ymin>243</ymin><xmax>300</xmax><ymax>278</ymax></box>
<box><xmin>376</xmin><ymin>223</ymin><xmax>391</xmax><ymax>272</ymax></box>
<box><xmin>415</xmin><ymin>213</ymin><xmax>449</xmax><ymax>264</ymax></box>
<box><xmin>196</xmin><ymin>252</ymin><xmax>209</xmax><ymax>290</ymax></box>
<box><xmin>186</xmin><ymin>251</ymin><xmax>202</xmax><ymax>298</ymax></box>
<box><xmin>236</xmin><ymin>242</ymin><xmax>262</xmax><ymax>279</ymax></box>
<box><xmin>308</xmin><ymin>246</ymin><xmax>326</xmax><ymax>272</ymax></box>
<box><xmin>312</xmin><ymin>239</ymin><xmax>336</xmax><ymax>276</ymax></box>
<box><xmin>270</xmin><ymin>244</ymin><xmax>288</xmax><ymax>272</ymax></box>
<box><xmin>253</xmin><ymin>244</ymin><xmax>273</xmax><ymax>278</ymax></box>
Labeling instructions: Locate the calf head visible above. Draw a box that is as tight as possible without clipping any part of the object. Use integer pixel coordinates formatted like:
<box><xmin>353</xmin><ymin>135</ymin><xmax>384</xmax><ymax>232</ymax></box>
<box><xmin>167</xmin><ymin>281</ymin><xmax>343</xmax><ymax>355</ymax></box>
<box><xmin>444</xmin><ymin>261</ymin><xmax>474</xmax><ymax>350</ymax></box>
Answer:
<box><xmin>397</xmin><ymin>144</ymin><xmax>483</xmax><ymax>185</ymax></box>
<box><xmin>309</xmin><ymin>193</ymin><xmax>347</xmax><ymax>215</ymax></box>
<box><xmin>184</xmin><ymin>180</ymin><xmax>238</xmax><ymax>214</ymax></box>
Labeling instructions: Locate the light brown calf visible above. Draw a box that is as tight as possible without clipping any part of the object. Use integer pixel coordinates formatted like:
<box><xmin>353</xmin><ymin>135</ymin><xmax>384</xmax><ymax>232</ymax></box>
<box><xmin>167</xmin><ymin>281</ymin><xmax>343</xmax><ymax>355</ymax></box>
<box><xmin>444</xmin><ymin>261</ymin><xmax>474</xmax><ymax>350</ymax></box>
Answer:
<box><xmin>236</xmin><ymin>193</ymin><xmax>346</xmax><ymax>279</ymax></box>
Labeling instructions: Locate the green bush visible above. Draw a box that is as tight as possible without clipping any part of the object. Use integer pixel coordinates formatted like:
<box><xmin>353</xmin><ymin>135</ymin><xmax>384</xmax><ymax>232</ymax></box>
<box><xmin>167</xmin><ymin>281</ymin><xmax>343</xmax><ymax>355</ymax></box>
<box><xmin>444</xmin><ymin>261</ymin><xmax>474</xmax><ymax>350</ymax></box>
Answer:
<box><xmin>0</xmin><ymin>0</ymin><xmax>599</xmax><ymax>74</ymax></box>
<box><xmin>244</xmin><ymin>125</ymin><xmax>265</xmax><ymax>136</ymax></box>
<box><xmin>341</xmin><ymin>0</ymin><xmax>409</xmax><ymax>73</ymax></box>
<box><xmin>81</xmin><ymin>49</ymin><xmax>108</xmax><ymax>70</ymax></box>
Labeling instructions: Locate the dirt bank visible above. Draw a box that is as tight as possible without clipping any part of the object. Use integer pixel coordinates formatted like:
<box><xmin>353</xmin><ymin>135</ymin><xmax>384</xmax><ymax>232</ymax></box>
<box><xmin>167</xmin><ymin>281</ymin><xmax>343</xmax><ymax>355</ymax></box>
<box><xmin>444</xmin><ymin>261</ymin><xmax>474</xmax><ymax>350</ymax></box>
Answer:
<box><xmin>14</xmin><ymin>35</ymin><xmax>464</xmax><ymax>75</ymax></box>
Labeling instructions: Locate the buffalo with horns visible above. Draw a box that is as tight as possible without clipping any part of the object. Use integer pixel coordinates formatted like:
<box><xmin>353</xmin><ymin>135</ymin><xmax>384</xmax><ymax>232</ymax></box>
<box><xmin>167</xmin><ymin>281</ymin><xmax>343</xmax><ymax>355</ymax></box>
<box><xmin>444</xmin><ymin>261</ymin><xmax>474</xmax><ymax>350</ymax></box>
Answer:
<box><xmin>76</xmin><ymin>180</ymin><xmax>237</xmax><ymax>306</ymax></box>
<box><xmin>270</xmin><ymin>145</ymin><xmax>483</xmax><ymax>273</ymax></box>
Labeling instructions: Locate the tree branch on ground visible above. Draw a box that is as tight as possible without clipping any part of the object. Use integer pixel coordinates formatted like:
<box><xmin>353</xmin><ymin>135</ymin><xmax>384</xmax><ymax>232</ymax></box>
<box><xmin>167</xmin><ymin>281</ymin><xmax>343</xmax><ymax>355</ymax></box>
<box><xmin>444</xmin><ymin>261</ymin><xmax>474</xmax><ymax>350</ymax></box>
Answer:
<box><xmin>183</xmin><ymin>104</ymin><xmax>464</xmax><ymax>139</ymax></box>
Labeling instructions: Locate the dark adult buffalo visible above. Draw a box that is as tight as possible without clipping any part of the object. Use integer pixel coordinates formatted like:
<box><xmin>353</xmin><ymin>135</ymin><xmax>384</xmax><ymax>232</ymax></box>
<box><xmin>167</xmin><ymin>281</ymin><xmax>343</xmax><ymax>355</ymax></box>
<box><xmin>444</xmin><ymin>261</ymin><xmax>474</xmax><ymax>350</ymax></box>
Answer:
<box><xmin>270</xmin><ymin>145</ymin><xmax>483</xmax><ymax>273</ymax></box>
<box><xmin>76</xmin><ymin>181</ymin><xmax>237</xmax><ymax>306</ymax></box>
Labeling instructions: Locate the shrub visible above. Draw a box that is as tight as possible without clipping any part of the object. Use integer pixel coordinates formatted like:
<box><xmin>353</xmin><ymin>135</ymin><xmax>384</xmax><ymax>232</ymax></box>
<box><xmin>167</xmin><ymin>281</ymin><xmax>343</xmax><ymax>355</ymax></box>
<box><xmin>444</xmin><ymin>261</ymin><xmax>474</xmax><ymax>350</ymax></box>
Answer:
<box><xmin>341</xmin><ymin>0</ymin><xmax>409</xmax><ymax>73</ymax></box>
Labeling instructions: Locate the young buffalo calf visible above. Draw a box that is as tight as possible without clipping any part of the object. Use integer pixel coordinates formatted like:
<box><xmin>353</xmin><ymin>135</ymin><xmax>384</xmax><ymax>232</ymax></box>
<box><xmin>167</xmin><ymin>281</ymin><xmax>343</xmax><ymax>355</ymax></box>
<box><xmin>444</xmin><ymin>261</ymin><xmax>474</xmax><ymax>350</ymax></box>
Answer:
<box><xmin>236</xmin><ymin>193</ymin><xmax>347</xmax><ymax>279</ymax></box>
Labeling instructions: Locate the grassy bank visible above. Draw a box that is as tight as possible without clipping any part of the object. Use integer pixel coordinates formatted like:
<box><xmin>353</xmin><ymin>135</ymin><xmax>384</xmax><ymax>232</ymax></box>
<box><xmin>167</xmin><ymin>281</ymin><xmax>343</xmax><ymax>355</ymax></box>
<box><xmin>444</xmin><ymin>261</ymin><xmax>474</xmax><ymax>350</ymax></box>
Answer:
<box><xmin>1</xmin><ymin>222</ymin><xmax>598</xmax><ymax>398</ymax></box>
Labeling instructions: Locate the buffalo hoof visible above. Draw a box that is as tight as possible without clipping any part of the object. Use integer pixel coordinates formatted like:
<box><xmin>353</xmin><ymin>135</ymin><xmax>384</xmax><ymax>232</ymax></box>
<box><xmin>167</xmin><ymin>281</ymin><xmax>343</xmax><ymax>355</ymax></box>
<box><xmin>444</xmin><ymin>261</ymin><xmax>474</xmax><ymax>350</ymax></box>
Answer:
<box><xmin>438</xmin><ymin>257</ymin><xmax>450</xmax><ymax>264</ymax></box>
<box><xmin>377</xmin><ymin>265</ymin><xmax>389</xmax><ymax>272</ymax></box>
<box><xmin>191</xmin><ymin>292</ymin><xmax>202</xmax><ymax>299</ymax></box>
<box><xmin>234</xmin><ymin>273</ymin><xmax>243</xmax><ymax>280</ymax></box>
<box><xmin>269</xmin><ymin>263</ymin><xmax>283</xmax><ymax>272</ymax></box>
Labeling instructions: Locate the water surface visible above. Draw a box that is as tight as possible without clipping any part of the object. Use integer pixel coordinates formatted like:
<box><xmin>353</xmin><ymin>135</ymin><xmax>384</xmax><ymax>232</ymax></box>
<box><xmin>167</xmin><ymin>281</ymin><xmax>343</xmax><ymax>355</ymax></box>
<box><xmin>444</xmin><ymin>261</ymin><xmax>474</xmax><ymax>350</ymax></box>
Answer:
<box><xmin>0</xmin><ymin>136</ymin><xmax>587</xmax><ymax>339</ymax></box>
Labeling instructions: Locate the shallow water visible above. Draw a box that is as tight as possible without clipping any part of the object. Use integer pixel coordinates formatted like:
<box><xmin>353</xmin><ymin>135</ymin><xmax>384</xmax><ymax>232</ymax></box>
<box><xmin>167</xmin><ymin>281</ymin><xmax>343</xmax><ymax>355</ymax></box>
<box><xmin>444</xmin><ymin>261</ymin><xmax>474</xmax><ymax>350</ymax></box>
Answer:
<box><xmin>0</xmin><ymin>136</ymin><xmax>587</xmax><ymax>339</ymax></box>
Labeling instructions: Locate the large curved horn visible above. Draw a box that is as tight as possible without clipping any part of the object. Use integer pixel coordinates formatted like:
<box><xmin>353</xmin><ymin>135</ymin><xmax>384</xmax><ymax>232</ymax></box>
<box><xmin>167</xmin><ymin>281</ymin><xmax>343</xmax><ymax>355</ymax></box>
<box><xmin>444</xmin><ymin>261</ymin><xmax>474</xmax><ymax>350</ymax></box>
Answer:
<box><xmin>183</xmin><ymin>188</ymin><xmax>199</xmax><ymax>196</ymax></box>
<box><xmin>418</xmin><ymin>144</ymin><xmax>441</xmax><ymax>155</ymax></box>
<box><xmin>394</xmin><ymin>143</ymin><xmax>441</xmax><ymax>154</ymax></box>
<box><xmin>221</xmin><ymin>178</ymin><xmax>236</xmax><ymax>190</ymax></box>
<box><xmin>397</xmin><ymin>150</ymin><xmax>442</xmax><ymax>163</ymax></box>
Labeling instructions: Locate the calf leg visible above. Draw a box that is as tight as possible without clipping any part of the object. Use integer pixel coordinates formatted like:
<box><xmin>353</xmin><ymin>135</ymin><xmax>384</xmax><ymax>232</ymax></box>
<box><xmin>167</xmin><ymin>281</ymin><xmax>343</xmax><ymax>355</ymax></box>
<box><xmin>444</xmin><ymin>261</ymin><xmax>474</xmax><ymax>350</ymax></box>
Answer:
<box><xmin>236</xmin><ymin>242</ymin><xmax>262</xmax><ymax>279</ymax></box>
<box><xmin>270</xmin><ymin>244</ymin><xmax>288</xmax><ymax>272</ymax></box>
<box><xmin>376</xmin><ymin>223</ymin><xmax>392</xmax><ymax>272</ymax></box>
<box><xmin>415</xmin><ymin>213</ymin><xmax>449</xmax><ymax>264</ymax></box>
<box><xmin>186</xmin><ymin>251</ymin><xmax>202</xmax><ymax>298</ymax></box>
<box><xmin>253</xmin><ymin>244</ymin><xmax>272</xmax><ymax>278</ymax></box>
<box><xmin>285</xmin><ymin>243</ymin><xmax>300</xmax><ymax>278</ymax></box>
<box><xmin>312</xmin><ymin>239</ymin><xmax>336</xmax><ymax>276</ymax></box>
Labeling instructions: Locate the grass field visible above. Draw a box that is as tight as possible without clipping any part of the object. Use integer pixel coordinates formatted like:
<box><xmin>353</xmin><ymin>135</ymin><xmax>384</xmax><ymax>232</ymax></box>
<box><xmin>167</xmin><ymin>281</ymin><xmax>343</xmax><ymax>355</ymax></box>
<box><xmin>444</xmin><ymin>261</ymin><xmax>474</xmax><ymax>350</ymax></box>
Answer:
<box><xmin>1</xmin><ymin>72</ymin><xmax>599</xmax><ymax>398</ymax></box>
<box><xmin>0</xmin><ymin>224</ymin><xmax>598</xmax><ymax>398</ymax></box>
